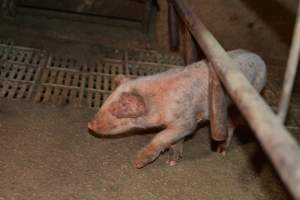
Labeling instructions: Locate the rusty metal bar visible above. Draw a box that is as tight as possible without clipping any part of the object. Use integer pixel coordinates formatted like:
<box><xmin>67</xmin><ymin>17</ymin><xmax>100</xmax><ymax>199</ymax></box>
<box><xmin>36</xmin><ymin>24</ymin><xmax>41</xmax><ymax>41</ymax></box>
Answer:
<box><xmin>142</xmin><ymin>0</ymin><xmax>152</xmax><ymax>33</ymax></box>
<box><xmin>182</xmin><ymin>25</ymin><xmax>198</xmax><ymax>64</ymax></box>
<box><xmin>278</xmin><ymin>2</ymin><xmax>300</xmax><ymax>123</ymax></box>
<box><xmin>171</xmin><ymin>0</ymin><xmax>300</xmax><ymax>198</ymax></box>
<box><xmin>167</xmin><ymin>0</ymin><xmax>180</xmax><ymax>51</ymax></box>
<box><xmin>209</xmin><ymin>66</ymin><xmax>228</xmax><ymax>142</ymax></box>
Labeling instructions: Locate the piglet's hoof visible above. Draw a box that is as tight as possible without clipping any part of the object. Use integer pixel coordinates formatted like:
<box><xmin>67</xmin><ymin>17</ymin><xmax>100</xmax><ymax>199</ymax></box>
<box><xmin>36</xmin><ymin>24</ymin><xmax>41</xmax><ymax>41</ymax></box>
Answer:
<box><xmin>166</xmin><ymin>153</ymin><xmax>183</xmax><ymax>167</ymax></box>
<box><xmin>133</xmin><ymin>158</ymin><xmax>146</xmax><ymax>169</ymax></box>
<box><xmin>166</xmin><ymin>159</ymin><xmax>178</xmax><ymax>167</ymax></box>
<box><xmin>133</xmin><ymin>145</ymin><xmax>161</xmax><ymax>169</ymax></box>
<box><xmin>133</xmin><ymin>150</ymin><xmax>152</xmax><ymax>169</ymax></box>
<box><xmin>166</xmin><ymin>144</ymin><xmax>183</xmax><ymax>166</ymax></box>
<box><xmin>216</xmin><ymin>145</ymin><xmax>227</xmax><ymax>156</ymax></box>
<box><xmin>133</xmin><ymin>153</ymin><xmax>157</xmax><ymax>169</ymax></box>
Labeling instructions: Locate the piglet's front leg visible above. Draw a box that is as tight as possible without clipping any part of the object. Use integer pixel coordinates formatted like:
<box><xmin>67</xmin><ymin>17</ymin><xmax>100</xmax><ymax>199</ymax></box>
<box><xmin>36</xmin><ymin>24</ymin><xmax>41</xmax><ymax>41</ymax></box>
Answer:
<box><xmin>134</xmin><ymin>127</ymin><xmax>192</xmax><ymax>169</ymax></box>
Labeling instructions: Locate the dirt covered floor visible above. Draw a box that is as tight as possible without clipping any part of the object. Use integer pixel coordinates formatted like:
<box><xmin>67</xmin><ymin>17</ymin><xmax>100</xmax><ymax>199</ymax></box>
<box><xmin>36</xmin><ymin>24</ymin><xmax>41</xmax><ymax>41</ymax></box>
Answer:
<box><xmin>0</xmin><ymin>99</ymin><xmax>295</xmax><ymax>200</ymax></box>
<box><xmin>0</xmin><ymin>0</ymin><xmax>300</xmax><ymax>199</ymax></box>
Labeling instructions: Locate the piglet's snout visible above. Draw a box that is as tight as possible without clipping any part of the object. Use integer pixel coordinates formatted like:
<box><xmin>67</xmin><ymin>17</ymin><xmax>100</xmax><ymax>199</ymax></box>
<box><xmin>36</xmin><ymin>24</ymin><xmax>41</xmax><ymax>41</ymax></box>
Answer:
<box><xmin>88</xmin><ymin>119</ymin><xmax>99</xmax><ymax>132</ymax></box>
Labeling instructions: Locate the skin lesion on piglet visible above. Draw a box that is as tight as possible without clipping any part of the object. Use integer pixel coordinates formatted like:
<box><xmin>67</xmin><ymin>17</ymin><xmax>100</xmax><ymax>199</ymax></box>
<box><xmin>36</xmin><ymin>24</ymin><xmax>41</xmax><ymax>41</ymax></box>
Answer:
<box><xmin>87</xmin><ymin>50</ymin><xmax>267</xmax><ymax>169</ymax></box>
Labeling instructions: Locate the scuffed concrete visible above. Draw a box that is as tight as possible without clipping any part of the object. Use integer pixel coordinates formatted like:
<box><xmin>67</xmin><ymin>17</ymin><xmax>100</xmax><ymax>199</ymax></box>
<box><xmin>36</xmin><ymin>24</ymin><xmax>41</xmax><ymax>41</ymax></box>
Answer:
<box><xmin>0</xmin><ymin>99</ymin><xmax>292</xmax><ymax>199</ymax></box>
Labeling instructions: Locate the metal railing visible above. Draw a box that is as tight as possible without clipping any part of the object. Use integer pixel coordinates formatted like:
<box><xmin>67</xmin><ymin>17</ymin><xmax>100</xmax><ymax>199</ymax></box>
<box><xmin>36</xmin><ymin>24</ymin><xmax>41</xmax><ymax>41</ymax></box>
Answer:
<box><xmin>278</xmin><ymin>2</ymin><xmax>300</xmax><ymax>123</ymax></box>
<box><xmin>167</xmin><ymin>0</ymin><xmax>300</xmax><ymax>199</ymax></box>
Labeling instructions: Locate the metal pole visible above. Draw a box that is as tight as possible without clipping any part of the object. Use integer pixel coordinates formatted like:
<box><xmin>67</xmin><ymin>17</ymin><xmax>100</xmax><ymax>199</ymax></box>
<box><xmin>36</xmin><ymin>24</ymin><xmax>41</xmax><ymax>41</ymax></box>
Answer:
<box><xmin>171</xmin><ymin>0</ymin><xmax>300</xmax><ymax>198</ymax></box>
<box><xmin>167</xmin><ymin>0</ymin><xmax>180</xmax><ymax>51</ymax></box>
<box><xmin>182</xmin><ymin>25</ymin><xmax>198</xmax><ymax>64</ymax></box>
<box><xmin>278</xmin><ymin>2</ymin><xmax>300</xmax><ymax>123</ymax></box>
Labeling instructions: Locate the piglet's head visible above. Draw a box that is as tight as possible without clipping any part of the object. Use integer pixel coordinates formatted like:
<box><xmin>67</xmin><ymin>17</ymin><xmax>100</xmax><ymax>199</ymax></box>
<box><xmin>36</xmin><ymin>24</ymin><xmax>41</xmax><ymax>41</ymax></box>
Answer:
<box><xmin>88</xmin><ymin>75</ymin><xmax>147</xmax><ymax>135</ymax></box>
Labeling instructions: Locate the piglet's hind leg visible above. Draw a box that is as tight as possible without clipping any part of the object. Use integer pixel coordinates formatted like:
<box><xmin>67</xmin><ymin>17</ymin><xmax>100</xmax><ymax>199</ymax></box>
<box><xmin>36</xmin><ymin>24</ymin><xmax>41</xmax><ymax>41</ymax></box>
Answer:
<box><xmin>166</xmin><ymin>139</ymin><xmax>184</xmax><ymax>166</ymax></box>
<box><xmin>216</xmin><ymin>122</ymin><xmax>235</xmax><ymax>156</ymax></box>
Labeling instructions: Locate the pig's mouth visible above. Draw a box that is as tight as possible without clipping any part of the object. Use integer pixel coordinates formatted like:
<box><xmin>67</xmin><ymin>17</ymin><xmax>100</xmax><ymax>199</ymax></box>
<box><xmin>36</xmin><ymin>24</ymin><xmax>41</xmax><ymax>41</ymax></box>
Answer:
<box><xmin>87</xmin><ymin>120</ymin><xmax>99</xmax><ymax>132</ymax></box>
<box><xmin>87</xmin><ymin>118</ymin><xmax>128</xmax><ymax>136</ymax></box>
<box><xmin>88</xmin><ymin>119</ymin><xmax>165</xmax><ymax>139</ymax></box>
<box><xmin>87</xmin><ymin>124</ymin><xmax>136</xmax><ymax>139</ymax></box>
<box><xmin>88</xmin><ymin>120</ymin><xmax>112</xmax><ymax>135</ymax></box>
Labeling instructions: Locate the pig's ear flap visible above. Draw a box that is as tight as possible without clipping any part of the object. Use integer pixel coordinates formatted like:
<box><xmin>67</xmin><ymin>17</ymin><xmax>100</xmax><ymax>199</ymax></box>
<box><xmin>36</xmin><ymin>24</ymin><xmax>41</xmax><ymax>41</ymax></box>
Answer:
<box><xmin>113</xmin><ymin>75</ymin><xmax>130</xmax><ymax>86</ymax></box>
<box><xmin>111</xmin><ymin>91</ymin><xmax>147</xmax><ymax>118</ymax></box>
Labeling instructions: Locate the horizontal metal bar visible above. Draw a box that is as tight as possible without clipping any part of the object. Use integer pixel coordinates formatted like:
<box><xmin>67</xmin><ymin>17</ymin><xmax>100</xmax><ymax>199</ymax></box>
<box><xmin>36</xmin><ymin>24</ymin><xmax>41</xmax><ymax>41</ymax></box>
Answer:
<box><xmin>42</xmin><ymin>83</ymin><xmax>111</xmax><ymax>94</ymax></box>
<box><xmin>0</xmin><ymin>78</ymin><xmax>32</xmax><ymax>83</ymax></box>
<box><xmin>172</xmin><ymin>0</ymin><xmax>300</xmax><ymax>198</ymax></box>
<box><xmin>46</xmin><ymin>66</ymin><xmax>140</xmax><ymax>78</ymax></box>
<box><xmin>0</xmin><ymin>44</ymin><xmax>45</xmax><ymax>52</ymax></box>
<box><xmin>5</xmin><ymin>60</ymin><xmax>42</xmax><ymax>67</ymax></box>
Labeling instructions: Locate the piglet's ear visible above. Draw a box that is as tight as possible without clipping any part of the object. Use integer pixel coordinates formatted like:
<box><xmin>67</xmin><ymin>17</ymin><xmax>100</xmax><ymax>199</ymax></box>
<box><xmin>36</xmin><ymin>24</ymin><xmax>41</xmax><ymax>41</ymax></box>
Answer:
<box><xmin>110</xmin><ymin>91</ymin><xmax>147</xmax><ymax>118</ymax></box>
<box><xmin>113</xmin><ymin>75</ymin><xmax>130</xmax><ymax>86</ymax></box>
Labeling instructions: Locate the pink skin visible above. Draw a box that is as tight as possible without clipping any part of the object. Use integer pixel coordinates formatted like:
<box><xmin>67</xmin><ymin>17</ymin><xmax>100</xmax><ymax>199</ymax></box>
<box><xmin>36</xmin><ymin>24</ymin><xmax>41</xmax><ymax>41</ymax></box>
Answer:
<box><xmin>88</xmin><ymin>50</ymin><xmax>266</xmax><ymax>168</ymax></box>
